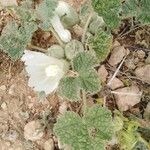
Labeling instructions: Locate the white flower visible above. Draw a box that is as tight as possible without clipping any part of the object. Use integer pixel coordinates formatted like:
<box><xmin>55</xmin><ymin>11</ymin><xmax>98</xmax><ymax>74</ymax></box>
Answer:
<box><xmin>55</xmin><ymin>1</ymin><xmax>70</xmax><ymax>17</ymax></box>
<box><xmin>51</xmin><ymin>15</ymin><xmax>71</xmax><ymax>43</ymax></box>
<box><xmin>21</xmin><ymin>50</ymin><xmax>66</xmax><ymax>94</ymax></box>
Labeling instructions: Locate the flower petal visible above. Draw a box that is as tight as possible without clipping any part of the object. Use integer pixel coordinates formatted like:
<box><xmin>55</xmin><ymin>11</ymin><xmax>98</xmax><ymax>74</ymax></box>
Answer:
<box><xmin>22</xmin><ymin>50</ymin><xmax>67</xmax><ymax>94</ymax></box>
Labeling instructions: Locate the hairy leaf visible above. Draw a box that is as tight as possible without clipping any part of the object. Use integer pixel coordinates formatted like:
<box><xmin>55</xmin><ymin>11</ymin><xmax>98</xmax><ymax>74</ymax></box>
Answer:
<box><xmin>58</xmin><ymin>77</ymin><xmax>80</xmax><ymax>101</ymax></box>
<box><xmin>47</xmin><ymin>45</ymin><xmax>65</xmax><ymax>59</ymax></box>
<box><xmin>0</xmin><ymin>21</ymin><xmax>37</xmax><ymax>60</ymax></box>
<box><xmin>58</xmin><ymin>52</ymin><xmax>101</xmax><ymax>101</ymax></box>
<box><xmin>65</xmin><ymin>40</ymin><xmax>84</xmax><ymax>60</ymax></box>
<box><xmin>79</xmin><ymin>1</ymin><xmax>93</xmax><ymax>27</ymax></box>
<box><xmin>92</xmin><ymin>0</ymin><xmax>121</xmax><ymax>29</ymax></box>
<box><xmin>54</xmin><ymin>106</ymin><xmax>113</xmax><ymax>150</ymax></box>
<box><xmin>84</xmin><ymin>106</ymin><xmax>114</xmax><ymax>140</ymax></box>
<box><xmin>122</xmin><ymin>0</ymin><xmax>150</xmax><ymax>24</ymax></box>
<box><xmin>78</xmin><ymin>70</ymin><xmax>101</xmax><ymax>93</ymax></box>
<box><xmin>14</xmin><ymin>0</ymin><xmax>36</xmax><ymax>23</ymax></box>
<box><xmin>35</xmin><ymin>0</ymin><xmax>57</xmax><ymax>30</ymax></box>
<box><xmin>88</xmin><ymin>30</ymin><xmax>113</xmax><ymax>62</ymax></box>
<box><xmin>73</xmin><ymin>52</ymin><xmax>97</xmax><ymax>73</ymax></box>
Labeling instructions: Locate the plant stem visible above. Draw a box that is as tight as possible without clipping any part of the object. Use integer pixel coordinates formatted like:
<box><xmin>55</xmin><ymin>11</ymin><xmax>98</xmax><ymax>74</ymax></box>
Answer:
<box><xmin>50</xmin><ymin>27</ymin><xmax>64</xmax><ymax>47</ymax></box>
<box><xmin>82</xmin><ymin>90</ymin><xmax>87</xmax><ymax>115</ymax></box>
<box><xmin>28</xmin><ymin>44</ymin><xmax>47</xmax><ymax>53</ymax></box>
<box><xmin>81</xmin><ymin>12</ymin><xmax>93</xmax><ymax>43</ymax></box>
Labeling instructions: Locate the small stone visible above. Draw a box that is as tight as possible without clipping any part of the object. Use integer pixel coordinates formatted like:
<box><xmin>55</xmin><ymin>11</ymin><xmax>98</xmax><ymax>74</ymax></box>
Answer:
<box><xmin>137</xmin><ymin>50</ymin><xmax>145</xmax><ymax>59</ymax></box>
<box><xmin>114</xmin><ymin>86</ymin><xmax>142</xmax><ymax>111</ymax></box>
<box><xmin>134</xmin><ymin>58</ymin><xmax>139</xmax><ymax>64</ymax></box>
<box><xmin>44</xmin><ymin>139</ymin><xmax>54</xmax><ymax>150</ymax></box>
<box><xmin>8</xmin><ymin>85</ymin><xmax>15</xmax><ymax>95</ymax></box>
<box><xmin>108</xmin><ymin>46</ymin><xmax>129</xmax><ymax>66</ymax></box>
<box><xmin>2</xmin><ymin>130</ymin><xmax>18</xmax><ymax>141</ymax></box>
<box><xmin>20</xmin><ymin>111</ymin><xmax>30</xmax><ymax>120</ymax></box>
<box><xmin>108</xmin><ymin>77</ymin><xmax>124</xmax><ymax>90</ymax></box>
<box><xmin>0</xmin><ymin>85</ymin><xmax>6</xmax><ymax>91</ymax></box>
<box><xmin>24</xmin><ymin>120</ymin><xmax>44</xmax><ymax>141</ymax></box>
<box><xmin>135</xmin><ymin>65</ymin><xmax>150</xmax><ymax>83</ymax></box>
<box><xmin>73</xmin><ymin>25</ymin><xmax>83</xmax><ymax>37</ymax></box>
<box><xmin>1</xmin><ymin>102</ymin><xmax>7</xmax><ymax>110</ymax></box>
<box><xmin>125</xmin><ymin>59</ymin><xmax>136</xmax><ymax>69</ymax></box>
<box><xmin>98</xmin><ymin>65</ymin><xmax>108</xmax><ymax>82</ymax></box>
<box><xmin>113</xmin><ymin>41</ymin><xmax>120</xmax><ymax>48</ymax></box>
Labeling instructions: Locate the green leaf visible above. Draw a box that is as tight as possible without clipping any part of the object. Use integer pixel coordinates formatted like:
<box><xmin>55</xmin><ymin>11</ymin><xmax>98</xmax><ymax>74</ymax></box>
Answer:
<box><xmin>122</xmin><ymin>0</ymin><xmax>150</xmax><ymax>24</ymax></box>
<box><xmin>47</xmin><ymin>45</ymin><xmax>65</xmax><ymax>59</ymax></box>
<box><xmin>92</xmin><ymin>0</ymin><xmax>121</xmax><ymax>29</ymax></box>
<box><xmin>78</xmin><ymin>70</ymin><xmax>101</xmax><ymax>93</ymax></box>
<box><xmin>89</xmin><ymin>14</ymin><xmax>105</xmax><ymax>34</ymax></box>
<box><xmin>58</xmin><ymin>4</ymin><xmax>79</xmax><ymax>28</ymax></box>
<box><xmin>88</xmin><ymin>30</ymin><xmax>113</xmax><ymax>62</ymax></box>
<box><xmin>58</xmin><ymin>52</ymin><xmax>101</xmax><ymax>101</ymax></box>
<box><xmin>133</xmin><ymin>141</ymin><xmax>148</xmax><ymax>150</ymax></box>
<box><xmin>121</xmin><ymin>0</ymin><xmax>138</xmax><ymax>18</ymax></box>
<box><xmin>58</xmin><ymin>77</ymin><xmax>80</xmax><ymax>101</ymax></box>
<box><xmin>35</xmin><ymin>0</ymin><xmax>57</xmax><ymax>30</ymax></box>
<box><xmin>79</xmin><ymin>1</ymin><xmax>93</xmax><ymax>27</ymax></box>
<box><xmin>14</xmin><ymin>0</ymin><xmax>36</xmax><ymax>23</ymax></box>
<box><xmin>73</xmin><ymin>52</ymin><xmax>97</xmax><ymax>73</ymax></box>
<box><xmin>84</xmin><ymin>106</ymin><xmax>114</xmax><ymax>141</ymax></box>
<box><xmin>65</xmin><ymin>40</ymin><xmax>84</xmax><ymax>60</ymax></box>
<box><xmin>0</xmin><ymin>21</ymin><xmax>37</xmax><ymax>60</ymax></box>
<box><xmin>54</xmin><ymin>105</ymin><xmax>114</xmax><ymax>150</ymax></box>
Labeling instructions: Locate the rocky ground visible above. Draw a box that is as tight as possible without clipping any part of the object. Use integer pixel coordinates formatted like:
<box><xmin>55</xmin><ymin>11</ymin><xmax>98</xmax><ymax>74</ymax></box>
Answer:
<box><xmin>0</xmin><ymin>0</ymin><xmax>150</xmax><ymax>150</ymax></box>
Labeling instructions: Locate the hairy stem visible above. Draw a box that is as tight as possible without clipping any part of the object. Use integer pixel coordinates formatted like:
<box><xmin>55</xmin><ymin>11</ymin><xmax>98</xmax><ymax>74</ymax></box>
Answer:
<box><xmin>28</xmin><ymin>44</ymin><xmax>47</xmax><ymax>53</ymax></box>
<box><xmin>81</xmin><ymin>12</ymin><xmax>93</xmax><ymax>43</ymax></box>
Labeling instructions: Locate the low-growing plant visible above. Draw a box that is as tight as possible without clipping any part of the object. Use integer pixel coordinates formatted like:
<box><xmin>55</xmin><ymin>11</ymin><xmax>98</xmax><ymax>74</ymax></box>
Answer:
<box><xmin>0</xmin><ymin>0</ymin><xmax>150</xmax><ymax>149</ymax></box>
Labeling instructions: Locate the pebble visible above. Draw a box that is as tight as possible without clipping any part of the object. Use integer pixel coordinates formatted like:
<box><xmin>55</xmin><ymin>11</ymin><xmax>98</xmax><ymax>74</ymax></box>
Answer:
<box><xmin>98</xmin><ymin>65</ymin><xmax>108</xmax><ymax>82</ymax></box>
<box><xmin>125</xmin><ymin>59</ymin><xmax>136</xmax><ymax>70</ymax></box>
<box><xmin>135</xmin><ymin>65</ymin><xmax>150</xmax><ymax>83</ymax></box>
<box><xmin>108</xmin><ymin>46</ymin><xmax>129</xmax><ymax>66</ymax></box>
<box><xmin>44</xmin><ymin>139</ymin><xmax>54</xmax><ymax>150</ymax></box>
<box><xmin>24</xmin><ymin>120</ymin><xmax>44</xmax><ymax>141</ymax></box>
<box><xmin>1</xmin><ymin>102</ymin><xmax>7</xmax><ymax>110</ymax></box>
<box><xmin>108</xmin><ymin>77</ymin><xmax>124</xmax><ymax>90</ymax></box>
<box><xmin>113</xmin><ymin>86</ymin><xmax>142</xmax><ymax>111</ymax></box>
<box><xmin>0</xmin><ymin>85</ymin><xmax>6</xmax><ymax>91</ymax></box>
<box><xmin>137</xmin><ymin>50</ymin><xmax>145</xmax><ymax>59</ymax></box>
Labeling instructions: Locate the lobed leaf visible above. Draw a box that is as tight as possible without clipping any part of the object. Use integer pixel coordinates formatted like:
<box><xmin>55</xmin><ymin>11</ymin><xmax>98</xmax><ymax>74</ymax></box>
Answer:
<box><xmin>78</xmin><ymin>70</ymin><xmax>101</xmax><ymax>93</ymax></box>
<box><xmin>14</xmin><ymin>0</ymin><xmax>36</xmax><ymax>23</ymax></box>
<box><xmin>58</xmin><ymin>77</ymin><xmax>80</xmax><ymax>101</ymax></box>
<box><xmin>88</xmin><ymin>30</ymin><xmax>113</xmax><ymax>62</ymax></box>
<box><xmin>58</xmin><ymin>52</ymin><xmax>101</xmax><ymax>101</ymax></box>
<box><xmin>65</xmin><ymin>40</ymin><xmax>84</xmax><ymax>60</ymax></box>
<box><xmin>84</xmin><ymin>106</ymin><xmax>114</xmax><ymax>141</ymax></box>
<box><xmin>35</xmin><ymin>0</ymin><xmax>57</xmax><ymax>30</ymax></box>
<box><xmin>73</xmin><ymin>52</ymin><xmax>97</xmax><ymax>73</ymax></box>
<box><xmin>92</xmin><ymin>0</ymin><xmax>121</xmax><ymax>29</ymax></box>
<box><xmin>54</xmin><ymin>105</ymin><xmax>114</xmax><ymax>150</ymax></box>
<box><xmin>122</xmin><ymin>0</ymin><xmax>150</xmax><ymax>24</ymax></box>
<box><xmin>0</xmin><ymin>21</ymin><xmax>37</xmax><ymax>60</ymax></box>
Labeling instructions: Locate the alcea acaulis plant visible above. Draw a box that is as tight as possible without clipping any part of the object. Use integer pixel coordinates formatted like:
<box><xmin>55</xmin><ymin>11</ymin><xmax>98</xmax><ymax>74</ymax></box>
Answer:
<box><xmin>0</xmin><ymin>0</ymin><xmax>116</xmax><ymax>149</ymax></box>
